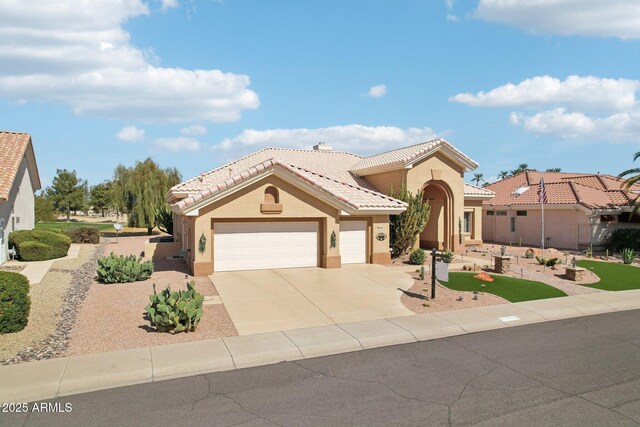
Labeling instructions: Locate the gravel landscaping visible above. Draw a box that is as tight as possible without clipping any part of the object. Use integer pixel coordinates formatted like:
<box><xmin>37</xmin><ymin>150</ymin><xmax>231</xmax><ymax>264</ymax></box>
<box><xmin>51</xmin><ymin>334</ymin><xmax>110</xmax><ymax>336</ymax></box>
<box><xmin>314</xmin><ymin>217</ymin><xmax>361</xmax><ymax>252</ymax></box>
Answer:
<box><xmin>0</xmin><ymin>242</ymin><xmax>105</xmax><ymax>364</ymax></box>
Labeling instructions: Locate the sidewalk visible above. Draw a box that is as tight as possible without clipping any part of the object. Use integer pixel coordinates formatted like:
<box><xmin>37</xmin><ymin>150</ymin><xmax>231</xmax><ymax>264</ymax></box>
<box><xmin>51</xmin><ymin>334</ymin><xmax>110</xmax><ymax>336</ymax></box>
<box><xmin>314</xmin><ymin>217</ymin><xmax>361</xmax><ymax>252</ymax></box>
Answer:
<box><xmin>4</xmin><ymin>244</ymin><xmax>81</xmax><ymax>284</ymax></box>
<box><xmin>2</xmin><ymin>290</ymin><xmax>640</xmax><ymax>404</ymax></box>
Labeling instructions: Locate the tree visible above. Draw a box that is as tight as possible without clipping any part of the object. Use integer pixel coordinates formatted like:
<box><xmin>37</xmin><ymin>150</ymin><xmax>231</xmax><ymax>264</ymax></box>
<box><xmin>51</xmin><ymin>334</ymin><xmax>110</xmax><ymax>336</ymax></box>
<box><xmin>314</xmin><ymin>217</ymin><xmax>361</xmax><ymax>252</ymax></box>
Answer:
<box><xmin>46</xmin><ymin>169</ymin><xmax>87</xmax><ymax>220</ymax></box>
<box><xmin>619</xmin><ymin>151</ymin><xmax>640</xmax><ymax>215</ymax></box>
<box><xmin>34</xmin><ymin>195</ymin><xmax>57</xmax><ymax>222</ymax></box>
<box><xmin>545</xmin><ymin>168</ymin><xmax>562</xmax><ymax>172</ymax></box>
<box><xmin>90</xmin><ymin>181</ymin><xmax>113</xmax><ymax>217</ymax></box>
<box><xmin>498</xmin><ymin>171</ymin><xmax>509</xmax><ymax>180</ymax></box>
<box><xmin>389</xmin><ymin>183</ymin><xmax>431</xmax><ymax>258</ymax></box>
<box><xmin>113</xmin><ymin>158</ymin><xmax>181</xmax><ymax>235</ymax></box>
<box><xmin>518</xmin><ymin>163</ymin><xmax>530</xmax><ymax>172</ymax></box>
<box><xmin>472</xmin><ymin>173</ymin><xmax>484</xmax><ymax>186</ymax></box>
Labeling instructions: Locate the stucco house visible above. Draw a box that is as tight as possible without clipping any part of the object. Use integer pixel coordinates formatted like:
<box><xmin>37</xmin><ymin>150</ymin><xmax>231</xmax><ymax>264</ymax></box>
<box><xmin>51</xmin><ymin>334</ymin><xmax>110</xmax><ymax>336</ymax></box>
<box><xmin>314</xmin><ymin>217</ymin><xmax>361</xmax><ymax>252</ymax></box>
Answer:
<box><xmin>483</xmin><ymin>171</ymin><xmax>640</xmax><ymax>250</ymax></box>
<box><xmin>0</xmin><ymin>131</ymin><xmax>42</xmax><ymax>264</ymax></box>
<box><xmin>166</xmin><ymin>139</ymin><xmax>494</xmax><ymax>275</ymax></box>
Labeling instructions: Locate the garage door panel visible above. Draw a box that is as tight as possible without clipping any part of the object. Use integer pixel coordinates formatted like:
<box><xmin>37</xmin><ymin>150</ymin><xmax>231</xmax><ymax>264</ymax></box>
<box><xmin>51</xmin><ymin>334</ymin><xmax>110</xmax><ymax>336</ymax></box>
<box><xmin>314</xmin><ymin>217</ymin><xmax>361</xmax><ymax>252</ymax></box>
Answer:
<box><xmin>214</xmin><ymin>222</ymin><xmax>318</xmax><ymax>272</ymax></box>
<box><xmin>340</xmin><ymin>221</ymin><xmax>367</xmax><ymax>264</ymax></box>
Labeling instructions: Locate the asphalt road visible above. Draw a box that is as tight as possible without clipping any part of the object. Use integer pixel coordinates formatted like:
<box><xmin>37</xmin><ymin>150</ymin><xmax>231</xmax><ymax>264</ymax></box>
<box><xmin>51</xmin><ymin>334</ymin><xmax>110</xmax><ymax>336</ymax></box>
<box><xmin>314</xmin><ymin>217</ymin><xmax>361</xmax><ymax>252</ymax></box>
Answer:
<box><xmin>3</xmin><ymin>310</ymin><xmax>640</xmax><ymax>427</ymax></box>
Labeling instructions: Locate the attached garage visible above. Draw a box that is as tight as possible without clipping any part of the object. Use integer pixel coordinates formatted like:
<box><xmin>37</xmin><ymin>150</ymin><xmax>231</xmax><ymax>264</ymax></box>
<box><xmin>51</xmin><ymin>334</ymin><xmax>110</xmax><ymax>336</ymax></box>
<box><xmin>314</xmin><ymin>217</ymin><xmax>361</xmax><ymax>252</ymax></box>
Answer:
<box><xmin>213</xmin><ymin>222</ymin><xmax>319</xmax><ymax>272</ymax></box>
<box><xmin>340</xmin><ymin>221</ymin><xmax>367</xmax><ymax>264</ymax></box>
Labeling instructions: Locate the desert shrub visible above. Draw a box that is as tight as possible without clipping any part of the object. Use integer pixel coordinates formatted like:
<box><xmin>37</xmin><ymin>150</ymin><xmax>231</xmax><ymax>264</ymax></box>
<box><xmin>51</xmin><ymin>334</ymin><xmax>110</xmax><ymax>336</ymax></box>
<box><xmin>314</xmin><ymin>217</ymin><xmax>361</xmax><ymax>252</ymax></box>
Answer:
<box><xmin>65</xmin><ymin>227</ymin><xmax>100</xmax><ymax>244</ymax></box>
<box><xmin>409</xmin><ymin>248</ymin><xmax>426</xmax><ymax>265</ymax></box>
<box><xmin>18</xmin><ymin>241</ymin><xmax>53</xmax><ymax>261</ymax></box>
<box><xmin>9</xmin><ymin>229</ymin><xmax>71</xmax><ymax>261</ymax></box>
<box><xmin>146</xmin><ymin>281</ymin><xmax>204</xmax><ymax>333</ymax></box>
<box><xmin>0</xmin><ymin>272</ymin><xmax>31</xmax><ymax>334</ymax></box>
<box><xmin>441</xmin><ymin>250</ymin><xmax>455</xmax><ymax>263</ymax></box>
<box><xmin>535</xmin><ymin>255</ymin><xmax>559</xmax><ymax>267</ymax></box>
<box><xmin>524</xmin><ymin>248</ymin><xmax>535</xmax><ymax>259</ymax></box>
<box><xmin>608</xmin><ymin>229</ymin><xmax>640</xmax><ymax>252</ymax></box>
<box><xmin>622</xmin><ymin>248</ymin><xmax>636</xmax><ymax>265</ymax></box>
<box><xmin>97</xmin><ymin>252</ymin><xmax>154</xmax><ymax>284</ymax></box>
<box><xmin>389</xmin><ymin>183</ymin><xmax>431</xmax><ymax>258</ymax></box>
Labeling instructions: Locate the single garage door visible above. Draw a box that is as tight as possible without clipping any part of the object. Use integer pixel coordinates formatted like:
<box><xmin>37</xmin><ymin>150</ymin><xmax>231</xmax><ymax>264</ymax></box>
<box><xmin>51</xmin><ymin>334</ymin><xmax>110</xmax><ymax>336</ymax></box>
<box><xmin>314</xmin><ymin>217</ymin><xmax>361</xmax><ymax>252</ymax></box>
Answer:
<box><xmin>214</xmin><ymin>222</ymin><xmax>318</xmax><ymax>272</ymax></box>
<box><xmin>340</xmin><ymin>221</ymin><xmax>367</xmax><ymax>264</ymax></box>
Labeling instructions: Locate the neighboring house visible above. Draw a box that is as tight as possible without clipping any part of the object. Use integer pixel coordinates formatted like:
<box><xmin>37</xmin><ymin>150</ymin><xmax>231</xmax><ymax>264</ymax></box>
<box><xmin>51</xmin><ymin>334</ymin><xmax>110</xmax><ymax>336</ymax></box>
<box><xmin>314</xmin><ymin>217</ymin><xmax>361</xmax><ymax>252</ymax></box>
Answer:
<box><xmin>0</xmin><ymin>131</ymin><xmax>42</xmax><ymax>264</ymax></box>
<box><xmin>166</xmin><ymin>139</ymin><xmax>494</xmax><ymax>274</ymax></box>
<box><xmin>483</xmin><ymin>171</ymin><xmax>640</xmax><ymax>250</ymax></box>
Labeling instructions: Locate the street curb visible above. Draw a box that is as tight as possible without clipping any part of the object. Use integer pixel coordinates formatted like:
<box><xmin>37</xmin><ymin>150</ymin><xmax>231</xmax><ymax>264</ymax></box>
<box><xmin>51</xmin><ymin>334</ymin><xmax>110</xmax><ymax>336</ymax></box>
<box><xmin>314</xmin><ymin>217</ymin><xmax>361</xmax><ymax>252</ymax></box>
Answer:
<box><xmin>2</xmin><ymin>290</ymin><xmax>640</xmax><ymax>403</ymax></box>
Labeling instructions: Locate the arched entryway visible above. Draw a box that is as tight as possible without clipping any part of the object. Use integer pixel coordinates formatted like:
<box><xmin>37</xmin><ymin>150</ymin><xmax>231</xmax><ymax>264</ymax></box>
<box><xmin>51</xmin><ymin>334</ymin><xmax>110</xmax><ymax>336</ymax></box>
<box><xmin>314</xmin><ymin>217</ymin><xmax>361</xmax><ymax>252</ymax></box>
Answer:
<box><xmin>420</xmin><ymin>180</ymin><xmax>454</xmax><ymax>251</ymax></box>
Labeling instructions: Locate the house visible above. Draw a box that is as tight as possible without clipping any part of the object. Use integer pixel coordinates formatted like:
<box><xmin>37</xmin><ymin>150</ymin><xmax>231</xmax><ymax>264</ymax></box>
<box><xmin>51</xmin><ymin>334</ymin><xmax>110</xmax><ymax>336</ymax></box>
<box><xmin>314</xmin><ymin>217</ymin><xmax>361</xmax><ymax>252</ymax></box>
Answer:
<box><xmin>166</xmin><ymin>139</ymin><xmax>494</xmax><ymax>274</ymax></box>
<box><xmin>0</xmin><ymin>131</ymin><xmax>42</xmax><ymax>264</ymax></box>
<box><xmin>482</xmin><ymin>171</ymin><xmax>640</xmax><ymax>250</ymax></box>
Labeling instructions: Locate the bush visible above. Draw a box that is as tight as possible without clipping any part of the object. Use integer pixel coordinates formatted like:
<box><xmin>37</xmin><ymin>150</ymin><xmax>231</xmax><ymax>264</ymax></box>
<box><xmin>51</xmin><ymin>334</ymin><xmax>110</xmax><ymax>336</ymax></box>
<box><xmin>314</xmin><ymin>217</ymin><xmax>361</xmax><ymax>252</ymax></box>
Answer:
<box><xmin>19</xmin><ymin>241</ymin><xmax>54</xmax><ymax>261</ymax></box>
<box><xmin>535</xmin><ymin>255</ymin><xmax>559</xmax><ymax>267</ymax></box>
<box><xmin>0</xmin><ymin>272</ymin><xmax>31</xmax><ymax>334</ymax></box>
<box><xmin>524</xmin><ymin>248</ymin><xmax>535</xmax><ymax>259</ymax></box>
<box><xmin>409</xmin><ymin>248</ymin><xmax>426</xmax><ymax>265</ymax></box>
<box><xmin>608</xmin><ymin>229</ymin><xmax>640</xmax><ymax>252</ymax></box>
<box><xmin>9</xmin><ymin>229</ymin><xmax>71</xmax><ymax>261</ymax></box>
<box><xmin>65</xmin><ymin>227</ymin><xmax>100</xmax><ymax>244</ymax></box>
<box><xmin>97</xmin><ymin>252</ymin><xmax>154</xmax><ymax>284</ymax></box>
<box><xmin>441</xmin><ymin>250</ymin><xmax>455</xmax><ymax>263</ymax></box>
<box><xmin>146</xmin><ymin>281</ymin><xmax>204</xmax><ymax>333</ymax></box>
<box><xmin>389</xmin><ymin>183</ymin><xmax>431</xmax><ymax>258</ymax></box>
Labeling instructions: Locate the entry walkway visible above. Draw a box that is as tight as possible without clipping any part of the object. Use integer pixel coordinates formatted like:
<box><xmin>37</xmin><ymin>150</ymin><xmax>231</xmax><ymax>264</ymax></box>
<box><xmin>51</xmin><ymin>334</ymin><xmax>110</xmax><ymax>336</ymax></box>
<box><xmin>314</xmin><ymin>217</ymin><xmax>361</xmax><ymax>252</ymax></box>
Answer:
<box><xmin>2</xmin><ymin>289</ymin><xmax>639</xmax><ymax>404</ymax></box>
<box><xmin>4</xmin><ymin>244</ymin><xmax>81</xmax><ymax>284</ymax></box>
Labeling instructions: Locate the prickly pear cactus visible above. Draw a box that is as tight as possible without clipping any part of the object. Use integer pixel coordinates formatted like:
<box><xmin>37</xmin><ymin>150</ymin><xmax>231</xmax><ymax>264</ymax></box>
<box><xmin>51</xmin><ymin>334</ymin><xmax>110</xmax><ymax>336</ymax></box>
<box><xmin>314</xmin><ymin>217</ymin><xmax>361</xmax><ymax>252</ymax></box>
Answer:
<box><xmin>146</xmin><ymin>281</ymin><xmax>204</xmax><ymax>333</ymax></box>
<box><xmin>97</xmin><ymin>252</ymin><xmax>154</xmax><ymax>283</ymax></box>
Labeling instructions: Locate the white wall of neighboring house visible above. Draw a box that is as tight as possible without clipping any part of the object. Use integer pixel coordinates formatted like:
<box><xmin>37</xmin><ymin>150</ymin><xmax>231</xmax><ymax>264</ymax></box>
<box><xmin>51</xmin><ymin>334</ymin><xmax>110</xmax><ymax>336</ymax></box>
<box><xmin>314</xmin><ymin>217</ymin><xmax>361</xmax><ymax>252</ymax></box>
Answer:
<box><xmin>0</xmin><ymin>156</ymin><xmax>36</xmax><ymax>264</ymax></box>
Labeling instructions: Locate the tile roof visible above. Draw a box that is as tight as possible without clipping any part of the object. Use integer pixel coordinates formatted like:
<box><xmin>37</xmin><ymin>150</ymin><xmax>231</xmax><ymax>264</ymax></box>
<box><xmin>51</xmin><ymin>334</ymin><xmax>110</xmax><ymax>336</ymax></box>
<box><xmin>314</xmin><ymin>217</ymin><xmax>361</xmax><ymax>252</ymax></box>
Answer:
<box><xmin>0</xmin><ymin>131</ymin><xmax>33</xmax><ymax>200</ymax></box>
<box><xmin>484</xmin><ymin>171</ymin><xmax>635</xmax><ymax>209</ymax></box>
<box><xmin>464</xmin><ymin>183</ymin><xmax>495</xmax><ymax>198</ymax></box>
<box><xmin>175</xmin><ymin>158</ymin><xmax>407</xmax><ymax>212</ymax></box>
<box><xmin>350</xmin><ymin>138</ymin><xmax>479</xmax><ymax>172</ymax></box>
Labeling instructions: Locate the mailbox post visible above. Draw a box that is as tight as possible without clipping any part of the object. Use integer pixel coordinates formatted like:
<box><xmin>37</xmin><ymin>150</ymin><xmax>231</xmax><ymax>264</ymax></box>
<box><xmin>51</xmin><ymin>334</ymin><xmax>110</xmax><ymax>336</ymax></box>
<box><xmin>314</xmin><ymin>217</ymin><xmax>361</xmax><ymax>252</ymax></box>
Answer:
<box><xmin>430</xmin><ymin>248</ymin><xmax>449</xmax><ymax>299</ymax></box>
<box><xmin>431</xmin><ymin>248</ymin><xmax>437</xmax><ymax>299</ymax></box>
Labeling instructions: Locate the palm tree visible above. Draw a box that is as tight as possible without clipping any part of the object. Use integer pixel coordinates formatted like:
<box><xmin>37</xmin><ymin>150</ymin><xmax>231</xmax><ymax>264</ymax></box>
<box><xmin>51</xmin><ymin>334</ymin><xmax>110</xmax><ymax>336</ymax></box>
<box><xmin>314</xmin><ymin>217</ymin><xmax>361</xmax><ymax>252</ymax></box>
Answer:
<box><xmin>619</xmin><ymin>151</ymin><xmax>640</xmax><ymax>214</ymax></box>
<box><xmin>518</xmin><ymin>163</ymin><xmax>529</xmax><ymax>172</ymax></box>
<box><xmin>545</xmin><ymin>168</ymin><xmax>561</xmax><ymax>172</ymax></box>
<box><xmin>472</xmin><ymin>173</ymin><xmax>484</xmax><ymax>186</ymax></box>
<box><xmin>498</xmin><ymin>170</ymin><xmax>509</xmax><ymax>180</ymax></box>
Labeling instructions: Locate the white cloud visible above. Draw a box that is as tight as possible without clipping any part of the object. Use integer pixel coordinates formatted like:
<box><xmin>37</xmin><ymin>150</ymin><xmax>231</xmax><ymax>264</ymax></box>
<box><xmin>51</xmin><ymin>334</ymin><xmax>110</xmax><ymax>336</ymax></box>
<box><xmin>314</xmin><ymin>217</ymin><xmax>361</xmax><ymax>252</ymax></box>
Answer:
<box><xmin>180</xmin><ymin>124</ymin><xmax>207</xmax><ymax>136</ymax></box>
<box><xmin>0</xmin><ymin>0</ymin><xmax>259</xmax><ymax>123</ymax></box>
<box><xmin>367</xmin><ymin>84</ymin><xmax>387</xmax><ymax>98</ymax></box>
<box><xmin>154</xmin><ymin>137</ymin><xmax>201</xmax><ymax>151</ymax></box>
<box><xmin>451</xmin><ymin>75</ymin><xmax>639</xmax><ymax>112</ymax></box>
<box><xmin>160</xmin><ymin>0</ymin><xmax>178</xmax><ymax>11</ymax></box>
<box><xmin>214</xmin><ymin>124</ymin><xmax>438</xmax><ymax>154</ymax></box>
<box><xmin>446</xmin><ymin>14</ymin><xmax>460</xmax><ymax>22</ymax></box>
<box><xmin>475</xmin><ymin>0</ymin><xmax>640</xmax><ymax>40</ymax></box>
<box><xmin>455</xmin><ymin>75</ymin><xmax>640</xmax><ymax>143</ymax></box>
<box><xmin>116</xmin><ymin>126</ymin><xmax>145</xmax><ymax>142</ymax></box>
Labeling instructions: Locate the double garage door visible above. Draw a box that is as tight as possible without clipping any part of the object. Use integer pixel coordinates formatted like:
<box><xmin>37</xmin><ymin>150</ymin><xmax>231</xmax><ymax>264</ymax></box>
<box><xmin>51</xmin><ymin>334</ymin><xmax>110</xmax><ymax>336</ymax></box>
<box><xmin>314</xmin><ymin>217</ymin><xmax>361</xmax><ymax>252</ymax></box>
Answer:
<box><xmin>213</xmin><ymin>221</ymin><xmax>368</xmax><ymax>272</ymax></box>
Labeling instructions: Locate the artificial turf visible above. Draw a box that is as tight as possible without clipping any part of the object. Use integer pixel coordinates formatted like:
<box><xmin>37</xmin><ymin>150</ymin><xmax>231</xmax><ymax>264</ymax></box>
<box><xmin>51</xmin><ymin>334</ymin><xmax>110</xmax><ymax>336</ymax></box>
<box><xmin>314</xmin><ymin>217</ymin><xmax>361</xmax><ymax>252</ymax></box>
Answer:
<box><xmin>577</xmin><ymin>260</ymin><xmax>640</xmax><ymax>291</ymax></box>
<box><xmin>440</xmin><ymin>272</ymin><xmax>567</xmax><ymax>303</ymax></box>
<box><xmin>36</xmin><ymin>222</ymin><xmax>114</xmax><ymax>232</ymax></box>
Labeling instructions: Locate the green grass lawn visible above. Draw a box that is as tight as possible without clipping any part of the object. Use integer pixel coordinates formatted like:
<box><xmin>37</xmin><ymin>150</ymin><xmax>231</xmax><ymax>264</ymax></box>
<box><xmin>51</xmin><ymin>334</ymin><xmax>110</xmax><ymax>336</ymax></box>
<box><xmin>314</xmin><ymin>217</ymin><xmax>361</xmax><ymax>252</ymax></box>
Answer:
<box><xmin>36</xmin><ymin>222</ymin><xmax>116</xmax><ymax>232</ymax></box>
<box><xmin>440</xmin><ymin>272</ymin><xmax>567</xmax><ymax>302</ymax></box>
<box><xmin>577</xmin><ymin>260</ymin><xmax>640</xmax><ymax>291</ymax></box>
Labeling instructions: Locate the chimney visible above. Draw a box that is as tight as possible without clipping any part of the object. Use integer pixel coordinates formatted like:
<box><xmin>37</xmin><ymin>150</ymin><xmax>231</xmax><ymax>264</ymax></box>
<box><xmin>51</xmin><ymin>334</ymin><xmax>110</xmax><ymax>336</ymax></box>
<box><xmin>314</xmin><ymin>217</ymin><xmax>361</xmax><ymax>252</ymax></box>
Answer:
<box><xmin>313</xmin><ymin>142</ymin><xmax>332</xmax><ymax>151</ymax></box>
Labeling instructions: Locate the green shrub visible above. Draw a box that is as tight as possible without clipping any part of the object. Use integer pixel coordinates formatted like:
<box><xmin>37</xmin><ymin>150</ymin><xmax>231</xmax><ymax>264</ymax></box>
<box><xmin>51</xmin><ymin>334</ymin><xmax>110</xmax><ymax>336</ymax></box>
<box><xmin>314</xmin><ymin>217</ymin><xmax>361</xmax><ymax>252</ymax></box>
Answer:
<box><xmin>622</xmin><ymin>248</ymin><xmax>636</xmax><ymax>265</ymax></box>
<box><xmin>146</xmin><ymin>281</ymin><xmax>204</xmax><ymax>333</ymax></box>
<box><xmin>0</xmin><ymin>272</ymin><xmax>31</xmax><ymax>334</ymax></box>
<box><xmin>19</xmin><ymin>241</ymin><xmax>53</xmax><ymax>261</ymax></box>
<box><xmin>65</xmin><ymin>227</ymin><xmax>100</xmax><ymax>244</ymax></box>
<box><xmin>524</xmin><ymin>249</ymin><xmax>535</xmax><ymax>259</ymax></box>
<box><xmin>535</xmin><ymin>255</ymin><xmax>559</xmax><ymax>267</ymax></box>
<box><xmin>97</xmin><ymin>252</ymin><xmax>154</xmax><ymax>284</ymax></box>
<box><xmin>9</xmin><ymin>229</ymin><xmax>71</xmax><ymax>261</ymax></box>
<box><xmin>389</xmin><ymin>183</ymin><xmax>431</xmax><ymax>258</ymax></box>
<box><xmin>441</xmin><ymin>250</ymin><xmax>455</xmax><ymax>264</ymax></box>
<box><xmin>409</xmin><ymin>248</ymin><xmax>426</xmax><ymax>265</ymax></box>
<box><xmin>609</xmin><ymin>229</ymin><xmax>640</xmax><ymax>252</ymax></box>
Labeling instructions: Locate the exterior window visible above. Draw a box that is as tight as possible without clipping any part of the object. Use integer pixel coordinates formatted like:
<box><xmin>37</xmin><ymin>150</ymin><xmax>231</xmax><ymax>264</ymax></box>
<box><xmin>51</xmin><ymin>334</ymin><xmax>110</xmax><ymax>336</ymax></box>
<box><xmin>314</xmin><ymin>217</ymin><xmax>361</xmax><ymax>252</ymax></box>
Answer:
<box><xmin>463</xmin><ymin>212</ymin><xmax>472</xmax><ymax>234</ymax></box>
<box><xmin>486</xmin><ymin>211</ymin><xmax>494</xmax><ymax>216</ymax></box>
<box><xmin>264</xmin><ymin>186</ymin><xmax>279</xmax><ymax>204</ymax></box>
<box><xmin>496</xmin><ymin>211</ymin><xmax>507</xmax><ymax>216</ymax></box>
<box><xmin>510</xmin><ymin>217</ymin><xmax>516</xmax><ymax>232</ymax></box>
<box><xmin>600</xmin><ymin>215</ymin><xmax>615</xmax><ymax>222</ymax></box>
<box><xmin>516</xmin><ymin>211</ymin><xmax>527</xmax><ymax>216</ymax></box>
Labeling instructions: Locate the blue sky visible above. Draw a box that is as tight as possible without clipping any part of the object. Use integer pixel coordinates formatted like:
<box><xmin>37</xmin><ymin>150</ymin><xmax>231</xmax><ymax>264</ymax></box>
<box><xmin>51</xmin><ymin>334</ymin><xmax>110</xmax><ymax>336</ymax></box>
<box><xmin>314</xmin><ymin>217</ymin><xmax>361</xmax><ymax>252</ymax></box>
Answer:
<box><xmin>2</xmin><ymin>0</ymin><xmax>640</xmax><ymax>188</ymax></box>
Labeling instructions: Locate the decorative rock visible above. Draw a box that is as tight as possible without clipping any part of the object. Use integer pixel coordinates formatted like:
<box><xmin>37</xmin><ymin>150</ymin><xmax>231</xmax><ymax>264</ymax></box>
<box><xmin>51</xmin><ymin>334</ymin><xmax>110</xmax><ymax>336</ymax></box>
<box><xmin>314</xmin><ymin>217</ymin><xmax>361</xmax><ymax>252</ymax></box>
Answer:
<box><xmin>494</xmin><ymin>256</ymin><xmax>511</xmax><ymax>274</ymax></box>
<box><xmin>565</xmin><ymin>266</ymin><xmax>587</xmax><ymax>282</ymax></box>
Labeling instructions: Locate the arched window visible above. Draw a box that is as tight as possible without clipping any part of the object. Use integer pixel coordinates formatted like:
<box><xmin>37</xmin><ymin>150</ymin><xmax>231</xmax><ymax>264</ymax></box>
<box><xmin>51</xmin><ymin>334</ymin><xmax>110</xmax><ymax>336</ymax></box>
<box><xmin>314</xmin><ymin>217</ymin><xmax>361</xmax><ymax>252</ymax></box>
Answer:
<box><xmin>264</xmin><ymin>186</ymin><xmax>279</xmax><ymax>204</ymax></box>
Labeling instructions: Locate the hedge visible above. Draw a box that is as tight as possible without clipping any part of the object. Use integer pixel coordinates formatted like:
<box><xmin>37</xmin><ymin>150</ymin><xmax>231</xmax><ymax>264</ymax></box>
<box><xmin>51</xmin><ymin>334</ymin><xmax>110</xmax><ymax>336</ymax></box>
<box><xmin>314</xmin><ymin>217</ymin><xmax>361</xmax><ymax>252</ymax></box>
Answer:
<box><xmin>9</xmin><ymin>229</ymin><xmax>71</xmax><ymax>261</ymax></box>
<box><xmin>608</xmin><ymin>228</ymin><xmax>640</xmax><ymax>252</ymax></box>
<box><xmin>0</xmin><ymin>271</ymin><xmax>31</xmax><ymax>334</ymax></box>
<box><xmin>65</xmin><ymin>227</ymin><xmax>100</xmax><ymax>244</ymax></box>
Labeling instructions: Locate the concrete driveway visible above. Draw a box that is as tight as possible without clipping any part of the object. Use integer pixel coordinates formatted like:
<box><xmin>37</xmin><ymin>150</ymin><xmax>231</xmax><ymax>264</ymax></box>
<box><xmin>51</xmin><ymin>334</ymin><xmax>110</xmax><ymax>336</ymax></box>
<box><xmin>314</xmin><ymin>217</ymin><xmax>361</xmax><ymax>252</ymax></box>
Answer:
<box><xmin>210</xmin><ymin>264</ymin><xmax>414</xmax><ymax>335</ymax></box>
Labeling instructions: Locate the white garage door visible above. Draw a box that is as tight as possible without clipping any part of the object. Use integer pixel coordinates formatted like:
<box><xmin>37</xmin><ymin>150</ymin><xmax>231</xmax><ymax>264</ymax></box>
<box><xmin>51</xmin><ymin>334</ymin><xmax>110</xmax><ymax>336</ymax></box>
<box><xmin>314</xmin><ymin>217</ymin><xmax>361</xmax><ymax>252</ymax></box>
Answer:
<box><xmin>340</xmin><ymin>221</ymin><xmax>367</xmax><ymax>264</ymax></box>
<box><xmin>214</xmin><ymin>222</ymin><xmax>318</xmax><ymax>272</ymax></box>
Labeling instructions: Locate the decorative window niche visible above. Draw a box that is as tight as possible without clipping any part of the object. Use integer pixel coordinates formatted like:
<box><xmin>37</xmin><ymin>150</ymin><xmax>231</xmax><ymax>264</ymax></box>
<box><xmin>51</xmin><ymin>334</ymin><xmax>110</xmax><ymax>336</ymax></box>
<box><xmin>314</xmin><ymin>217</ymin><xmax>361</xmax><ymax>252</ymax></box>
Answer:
<box><xmin>261</xmin><ymin>186</ymin><xmax>283</xmax><ymax>213</ymax></box>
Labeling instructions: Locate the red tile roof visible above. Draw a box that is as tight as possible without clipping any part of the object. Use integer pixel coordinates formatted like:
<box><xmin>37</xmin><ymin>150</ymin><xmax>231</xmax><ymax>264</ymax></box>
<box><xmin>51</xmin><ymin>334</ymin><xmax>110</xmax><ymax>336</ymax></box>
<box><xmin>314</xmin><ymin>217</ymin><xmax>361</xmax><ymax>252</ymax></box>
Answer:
<box><xmin>484</xmin><ymin>171</ymin><xmax>636</xmax><ymax>209</ymax></box>
<box><xmin>0</xmin><ymin>131</ymin><xmax>37</xmax><ymax>200</ymax></box>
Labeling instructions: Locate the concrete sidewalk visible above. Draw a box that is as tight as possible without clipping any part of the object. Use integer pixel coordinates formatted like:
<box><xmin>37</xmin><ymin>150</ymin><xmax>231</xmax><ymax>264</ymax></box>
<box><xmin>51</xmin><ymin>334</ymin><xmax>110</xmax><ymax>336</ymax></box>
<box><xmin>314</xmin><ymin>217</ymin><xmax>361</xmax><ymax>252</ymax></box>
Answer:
<box><xmin>5</xmin><ymin>244</ymin><xmax>81</xmax><ymax>284</ymax></box>
<box><xmin>2</xmin><ymin>290</ymin><xmax>640</xmax><ymax>404</ymax></box>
